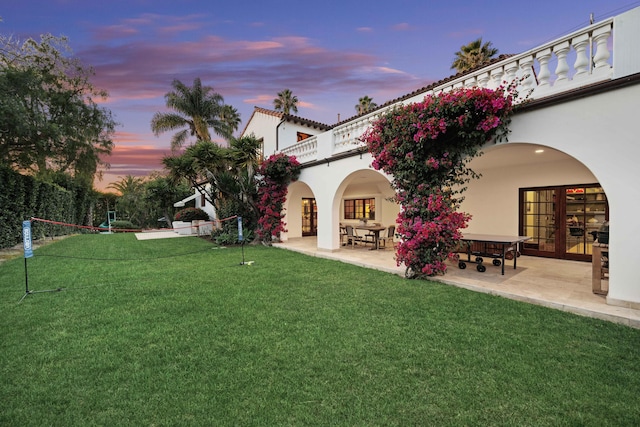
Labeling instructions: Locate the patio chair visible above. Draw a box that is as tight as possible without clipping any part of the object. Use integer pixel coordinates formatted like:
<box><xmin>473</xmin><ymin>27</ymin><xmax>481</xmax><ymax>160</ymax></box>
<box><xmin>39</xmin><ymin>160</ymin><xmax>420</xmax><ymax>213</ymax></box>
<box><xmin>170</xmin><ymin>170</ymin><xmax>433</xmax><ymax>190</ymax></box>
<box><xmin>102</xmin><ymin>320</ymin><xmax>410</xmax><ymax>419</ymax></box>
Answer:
<box><xmin>339</xmin><ymin>224</ymin><xmax>347</xmax><ymax>245</ymax></box>
<box><xmin>344</xmin><ymin>225</ymin><xmax>363</xmax><ymax>247</ymax></box>
<box><xmin>378</xmin><ymin>225</ymin><xmax>396</xmax><ymax>248</ymax></box>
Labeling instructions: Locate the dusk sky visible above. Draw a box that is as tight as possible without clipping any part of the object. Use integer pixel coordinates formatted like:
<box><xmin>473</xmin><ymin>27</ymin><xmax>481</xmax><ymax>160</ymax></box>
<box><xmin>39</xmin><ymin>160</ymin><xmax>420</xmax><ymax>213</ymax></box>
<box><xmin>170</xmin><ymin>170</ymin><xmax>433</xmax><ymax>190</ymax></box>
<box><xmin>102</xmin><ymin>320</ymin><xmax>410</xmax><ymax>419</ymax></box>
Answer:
<box><xmin>2</xmin><ymin>1</ymin><xmax>639</xmax><ymax>191</ymax></box>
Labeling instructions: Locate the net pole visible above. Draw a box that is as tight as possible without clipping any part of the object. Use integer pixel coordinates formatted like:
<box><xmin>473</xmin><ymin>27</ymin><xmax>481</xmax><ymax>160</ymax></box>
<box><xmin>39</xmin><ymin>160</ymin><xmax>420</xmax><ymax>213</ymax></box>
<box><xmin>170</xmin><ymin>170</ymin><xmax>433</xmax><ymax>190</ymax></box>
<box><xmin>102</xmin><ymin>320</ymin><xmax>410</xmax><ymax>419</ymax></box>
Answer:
<box><xmin>24</xmin><ymin>258</ymin><xmax>29</xmax><ymax>295</ymax></box>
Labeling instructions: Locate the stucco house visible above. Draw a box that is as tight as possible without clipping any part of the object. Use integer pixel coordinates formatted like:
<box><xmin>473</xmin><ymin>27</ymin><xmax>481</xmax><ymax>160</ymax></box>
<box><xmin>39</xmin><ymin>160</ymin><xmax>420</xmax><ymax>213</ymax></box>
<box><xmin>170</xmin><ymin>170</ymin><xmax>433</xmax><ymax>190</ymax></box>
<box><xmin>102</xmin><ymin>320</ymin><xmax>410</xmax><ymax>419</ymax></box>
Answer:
<box><xmin>196</xmin><ymin>7</ymin><xmax>640</xmax><ymax>310</ymax></box>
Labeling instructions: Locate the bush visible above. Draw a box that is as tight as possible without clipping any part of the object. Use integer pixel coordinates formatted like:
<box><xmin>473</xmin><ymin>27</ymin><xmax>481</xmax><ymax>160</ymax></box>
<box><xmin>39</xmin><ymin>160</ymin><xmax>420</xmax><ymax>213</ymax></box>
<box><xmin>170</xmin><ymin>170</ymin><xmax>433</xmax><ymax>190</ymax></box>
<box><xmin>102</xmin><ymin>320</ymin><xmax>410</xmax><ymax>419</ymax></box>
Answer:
<box><xmin>211</xmin><ymin>227</ymin><xmax>254</xmax><ymax>245</ymax></box>
<box><xmin>174</xmin><ymin>207</ymin><xmax>209</xmax><ymax>222</ymax></box>
<box><xmin>110</xmin><ymin>220</ymin><xmax>137</xmax><ymax>231</ymax></box>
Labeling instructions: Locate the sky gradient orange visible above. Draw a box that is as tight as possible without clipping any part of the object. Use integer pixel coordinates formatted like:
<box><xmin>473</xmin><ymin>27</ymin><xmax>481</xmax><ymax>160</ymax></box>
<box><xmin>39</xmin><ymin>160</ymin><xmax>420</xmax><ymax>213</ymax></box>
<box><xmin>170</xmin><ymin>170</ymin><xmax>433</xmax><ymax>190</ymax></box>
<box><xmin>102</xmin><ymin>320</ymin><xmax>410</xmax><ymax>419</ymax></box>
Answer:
<box><xmin>3</xmin><ymin>1</ymin><xmax>637</xmax><ymax>191</ymax></box>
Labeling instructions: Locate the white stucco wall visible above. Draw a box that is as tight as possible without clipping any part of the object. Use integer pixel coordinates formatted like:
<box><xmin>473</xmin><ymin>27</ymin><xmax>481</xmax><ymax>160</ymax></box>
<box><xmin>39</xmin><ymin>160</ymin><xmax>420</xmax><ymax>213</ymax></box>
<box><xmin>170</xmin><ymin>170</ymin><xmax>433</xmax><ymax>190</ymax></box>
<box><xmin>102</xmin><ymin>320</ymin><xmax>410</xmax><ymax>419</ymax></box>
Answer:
<box><xmin>503</xmin><ymin>85</ymin><xmax>640</xmax><ymax>307</ymax></box>
<box><xmin>240</xmin><ymin>7</ymin><xmax>640</xmax><ymax>308</ymax></box>
<box><xmin>242</xmin><ymin>111</ymin><xmax>280</xmax><ymax>156</ymax></box>
<box><xmin>463</xmin><ymin>148</ymin><xmax>597</xmax><ymax>235</ymax></box>
<box><xmin>285</xmin><ymin>81</ymin><xmax>640</xmax><ymax>307</ymax></box>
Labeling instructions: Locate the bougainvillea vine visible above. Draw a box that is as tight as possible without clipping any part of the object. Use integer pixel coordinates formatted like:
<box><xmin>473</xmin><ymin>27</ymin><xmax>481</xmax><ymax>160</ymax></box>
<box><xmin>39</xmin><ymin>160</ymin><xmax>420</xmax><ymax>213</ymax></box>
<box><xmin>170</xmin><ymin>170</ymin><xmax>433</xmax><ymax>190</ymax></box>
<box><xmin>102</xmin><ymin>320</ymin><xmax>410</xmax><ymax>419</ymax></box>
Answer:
<box><xmin>256</xmin><ymin>153</ymin><xmax>301</xmax><ymax>244</ymax></box>
<box><xmin>361</xmin><ymin>84</ymin><xmax>518</xmax><ymax>278</ymax></box>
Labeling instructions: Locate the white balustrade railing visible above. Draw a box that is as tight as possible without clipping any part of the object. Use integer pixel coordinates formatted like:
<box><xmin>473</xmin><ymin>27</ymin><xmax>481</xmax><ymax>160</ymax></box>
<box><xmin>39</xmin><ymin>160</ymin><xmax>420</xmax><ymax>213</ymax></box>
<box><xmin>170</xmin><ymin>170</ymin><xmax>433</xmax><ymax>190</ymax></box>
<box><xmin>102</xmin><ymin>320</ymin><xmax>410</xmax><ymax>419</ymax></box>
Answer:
<box><xmin>329</xmin><ymin>17</ymin><xmax>614</xmax><ymax>157</ymax></box>
<box><xmin>280</xmin><ymin>136</ymin><xmax>318</xmax><ymax>162</ymax></box>
<box><xmin>280</xmin><ymin>16</ymin><xmax>616</xmax><ymax>162</ymax></box>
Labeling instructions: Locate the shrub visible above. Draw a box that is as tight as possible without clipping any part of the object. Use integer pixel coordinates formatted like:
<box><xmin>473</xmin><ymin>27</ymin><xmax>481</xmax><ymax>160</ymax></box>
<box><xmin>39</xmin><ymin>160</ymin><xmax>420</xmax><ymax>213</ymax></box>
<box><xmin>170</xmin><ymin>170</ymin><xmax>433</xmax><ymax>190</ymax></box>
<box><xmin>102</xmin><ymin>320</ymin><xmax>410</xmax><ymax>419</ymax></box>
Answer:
<box><xmin>174</xmin><ymin>207</ymin><xmax>209</xmax><ymax>222</ymax></box>
<box><xmin>109</xmin><ymin>220</ymin><xmax>137</xmax><ymax>231</ymax></box>
<box><xmin>211</xmin><ymin>227</ymin><xmax>254</xmax><ymax>245</ymax></box>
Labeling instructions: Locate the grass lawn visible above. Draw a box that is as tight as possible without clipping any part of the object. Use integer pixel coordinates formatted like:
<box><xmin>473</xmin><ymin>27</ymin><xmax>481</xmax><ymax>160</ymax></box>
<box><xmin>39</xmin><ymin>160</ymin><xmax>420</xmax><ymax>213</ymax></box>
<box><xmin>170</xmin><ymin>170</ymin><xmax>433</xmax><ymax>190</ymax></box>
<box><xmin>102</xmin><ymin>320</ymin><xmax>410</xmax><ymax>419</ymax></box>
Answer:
<box><xmin>1</xmin><ymin>233</ymin><xmax>639</xmax><ymax>426</ymax></box>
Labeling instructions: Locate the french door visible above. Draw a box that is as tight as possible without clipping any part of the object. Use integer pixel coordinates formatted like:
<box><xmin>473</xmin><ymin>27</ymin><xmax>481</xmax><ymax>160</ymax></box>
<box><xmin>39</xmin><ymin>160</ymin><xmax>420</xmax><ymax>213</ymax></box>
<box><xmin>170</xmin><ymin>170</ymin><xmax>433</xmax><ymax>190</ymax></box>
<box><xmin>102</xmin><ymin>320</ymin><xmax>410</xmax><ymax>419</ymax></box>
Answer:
<box><xmin>520</xmin><ymin>185</ymin><xmax>608</xmax><ymax>261</ymax></box>
<box><xmin>302</xmin><ymin>198</ymin><xmax>317</xmax><ymax>236</ymax></box>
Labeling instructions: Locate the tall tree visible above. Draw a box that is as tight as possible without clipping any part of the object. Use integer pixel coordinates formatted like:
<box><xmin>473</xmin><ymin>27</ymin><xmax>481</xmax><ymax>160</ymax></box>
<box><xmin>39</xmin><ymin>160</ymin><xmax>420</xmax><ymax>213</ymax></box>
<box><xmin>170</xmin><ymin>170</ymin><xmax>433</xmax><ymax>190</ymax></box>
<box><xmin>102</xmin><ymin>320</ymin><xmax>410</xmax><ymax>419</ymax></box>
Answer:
<box><xmin>0</xmin><ymin>34</ymin><xmax>116</xmax><ymax>183</ymax></box>
<box><xmin>151</xmin><ymin>78</ymin><xmax>240</xmax><ymax>150</ymax></box>
<box><xmin>162</xmin><ymin>135</ymin><xmax>263</xmax><ymax>231</ymax></box>
<box><xmin>107</xmin><ymin>175</ymin><xmax>145</xmax><ymax>225</ymax></box>
<box><xmin>355</xmin><ymin>96</ymin><xmax>378</xmax><ymax>115</ymax></box>
<box><xmin>144</xmin><ymin>172</ymin><xmax>192</xmax><ymax>226</ymax></box>
<box><xmin>451</xmin><ymin>38</ymin><xmax>499</xmax><ymax>73</ymax></box>
<box><xmin>273</xmin><ymin>89</ymin><xmax>298</xmax><ymax>115</ymax></box>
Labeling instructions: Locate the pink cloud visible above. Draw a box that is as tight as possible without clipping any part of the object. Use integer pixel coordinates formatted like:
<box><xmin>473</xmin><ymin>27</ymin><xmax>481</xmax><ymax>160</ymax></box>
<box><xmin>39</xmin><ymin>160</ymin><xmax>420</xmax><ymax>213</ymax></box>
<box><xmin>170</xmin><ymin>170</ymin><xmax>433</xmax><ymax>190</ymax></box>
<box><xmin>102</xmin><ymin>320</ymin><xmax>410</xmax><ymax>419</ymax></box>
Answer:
<box><xmin>79</xmin><ymin>27</ymin><xmax>416</xmax><ymax>106</ymax></box>
<box><xmin>94</xmin><ymin>146</ymin><xmax>168</xmax><ymax>191</ymax></box>
<box><xmin>392</xmin><ymin>23</ymin><xmax>412</xmax><ymax>31</ymax></box>
<box><xmin>77</xmin><ymin>13</ymin><xmax>432</xmax><ymax>189</ymax></box>
<box><xmin>243</xmin><ymin>94</ymin><xmax>274</xmax><ymax>105</ymax></box>
<box><xmin>92</xmin><ymin>25</ymin><xmax>139</xmax><ymax>40</ymax></box>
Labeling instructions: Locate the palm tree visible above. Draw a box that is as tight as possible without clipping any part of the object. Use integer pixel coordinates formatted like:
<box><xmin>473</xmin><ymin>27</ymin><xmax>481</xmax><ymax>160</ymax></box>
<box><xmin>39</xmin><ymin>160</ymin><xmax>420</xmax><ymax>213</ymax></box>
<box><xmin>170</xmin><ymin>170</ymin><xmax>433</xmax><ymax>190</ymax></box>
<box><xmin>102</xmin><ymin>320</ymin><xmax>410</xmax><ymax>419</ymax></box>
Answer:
<box><xmin>355</xmin><ymin>96</ymin><xmax>378</xmax><ymax>115</ymax></box>
<box><xmin>451</xmin><ymin>38</ymin><xmax>499</xmax><ymax>73</ymax></box>
<box><xmin>273</xmin><ymin>89</ymin><xmax>299</xmax><ymax>115</ymax></box>
<box><xmin>151</xmin><ymin>77</ymin><xmax>240</xmax><ymax>150</ymax></box>
<box><xmin>107</xmin><ymin>175</ymin><xmax>145</xmax><ymax>224</ymax></box>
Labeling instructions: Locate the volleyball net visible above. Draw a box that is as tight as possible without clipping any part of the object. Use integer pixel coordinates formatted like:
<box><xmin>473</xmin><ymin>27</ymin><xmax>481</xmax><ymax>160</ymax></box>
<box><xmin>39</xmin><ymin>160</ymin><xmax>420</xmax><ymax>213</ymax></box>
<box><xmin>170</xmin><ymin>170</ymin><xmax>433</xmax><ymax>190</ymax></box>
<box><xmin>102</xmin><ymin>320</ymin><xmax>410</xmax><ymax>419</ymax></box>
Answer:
<box><xmin>29</xmin><ymin>215</ymin><xmax>239</xmax><ymax>235</ymax></box>
<box><xmin>7</xmin><ymin>214</ymin><xmax>251</xmax><ymax>301</ymax></box>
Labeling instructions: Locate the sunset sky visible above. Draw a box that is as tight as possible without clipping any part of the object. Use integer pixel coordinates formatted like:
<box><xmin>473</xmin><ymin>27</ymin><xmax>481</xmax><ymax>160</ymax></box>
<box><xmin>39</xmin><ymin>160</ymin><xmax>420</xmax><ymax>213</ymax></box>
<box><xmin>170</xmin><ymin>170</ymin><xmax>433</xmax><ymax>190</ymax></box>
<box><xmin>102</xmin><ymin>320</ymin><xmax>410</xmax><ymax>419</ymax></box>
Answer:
<box><xmin>2</xmin><ymin>0</ymin><xmax>638</xmax><ymax>191</ymax></box>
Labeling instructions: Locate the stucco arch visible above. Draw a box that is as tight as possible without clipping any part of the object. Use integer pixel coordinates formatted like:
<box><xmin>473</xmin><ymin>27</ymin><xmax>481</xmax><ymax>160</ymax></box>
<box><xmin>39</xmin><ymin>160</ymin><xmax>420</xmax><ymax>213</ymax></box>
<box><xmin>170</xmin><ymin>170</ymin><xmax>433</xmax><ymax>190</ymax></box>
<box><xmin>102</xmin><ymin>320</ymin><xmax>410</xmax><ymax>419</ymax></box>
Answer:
<box><xmin>284</xmin><ymin>156</ymin><xmax>396</xmax><ymax>251</ymax></box>
<box><xmin>327</xmin><ymin>167</ymin><xmax>396</xmax><ymax>249</ymax></box>
<box><xmin>281</xmin><ymin>180</ymin><xmax>316</xmax><ymax>241</ymax></box>
<box><xmin>489</xmin><ymin>87</ymin><xmax>640</xmax><ymax>307</ymax></box>
<box><xmin>463</xmin><ymin>142</ymin><xmax>602</xmax><ymax>235</ymax></box>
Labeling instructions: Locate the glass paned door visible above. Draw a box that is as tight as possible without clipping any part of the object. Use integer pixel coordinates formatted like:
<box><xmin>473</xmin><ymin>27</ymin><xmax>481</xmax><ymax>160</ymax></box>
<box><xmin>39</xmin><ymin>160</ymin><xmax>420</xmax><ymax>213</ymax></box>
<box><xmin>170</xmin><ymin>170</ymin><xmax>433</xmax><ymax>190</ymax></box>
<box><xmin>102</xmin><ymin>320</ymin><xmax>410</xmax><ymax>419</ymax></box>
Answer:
<box><xmin>520</xmin><ymin>185</ymin><xmax>608</xmax><ymax>261</ymax></box>
<box><xmin>302</xmin><ymin>198</ymin><xmax>317</xmax><ymax>236</ymax></box>
<box><xmin>521</xmin><ymin>189</ymin><xmax>557</xmax><ymax>255</ymax></box>
<box><xmin>565</xmin><ymin>186</ymin><xmax>607</xmax><ymax>258</ymax></box>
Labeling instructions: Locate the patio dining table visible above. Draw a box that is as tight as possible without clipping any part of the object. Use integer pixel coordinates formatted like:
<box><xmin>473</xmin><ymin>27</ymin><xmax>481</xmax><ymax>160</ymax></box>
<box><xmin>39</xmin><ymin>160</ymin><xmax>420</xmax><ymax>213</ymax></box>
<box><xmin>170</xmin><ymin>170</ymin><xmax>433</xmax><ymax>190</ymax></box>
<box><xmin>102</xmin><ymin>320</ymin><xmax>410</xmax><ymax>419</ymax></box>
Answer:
<box><xmin>355</xmin><ymin>225</ymin><xmax>387</xmax><ymax>250</ymax></box>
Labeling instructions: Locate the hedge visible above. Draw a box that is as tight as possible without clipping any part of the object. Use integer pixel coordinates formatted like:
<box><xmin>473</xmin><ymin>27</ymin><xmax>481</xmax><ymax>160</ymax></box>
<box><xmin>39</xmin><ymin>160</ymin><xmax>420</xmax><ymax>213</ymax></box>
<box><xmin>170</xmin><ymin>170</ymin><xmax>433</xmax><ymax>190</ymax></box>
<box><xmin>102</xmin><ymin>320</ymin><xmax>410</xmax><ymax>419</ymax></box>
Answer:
<box><xmin>0</xmin><ymin>166</ymin><xmax>93</xmax><ymax>248</ymax></box>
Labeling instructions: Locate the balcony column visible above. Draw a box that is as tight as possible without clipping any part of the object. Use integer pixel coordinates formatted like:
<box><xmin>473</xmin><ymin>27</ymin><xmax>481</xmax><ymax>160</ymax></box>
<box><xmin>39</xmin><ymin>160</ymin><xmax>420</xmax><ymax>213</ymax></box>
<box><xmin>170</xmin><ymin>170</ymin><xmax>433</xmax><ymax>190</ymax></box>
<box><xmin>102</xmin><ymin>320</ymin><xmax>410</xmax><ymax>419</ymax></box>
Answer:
<box><xmin>519</xmin><ymin>55</ymin><xmax>535</xmax><ymax>92</ymax></box>
<box><xmin>553</xmin><ymin>41</ymin><xmax>571</xmax><ymax>85</ymax></box>
<box><xmin>332</xmin><ymin>128</ymin><xmax>345</xmax><ymax>153</ymax></box>
<box><xmin>536</xmin><ymin>48</ymin><xmax>552</xmax><ymax>87</ymax></box>
<box><xmin>592</xmin><ymin>25</ymin><xmax>612</xmax><ymax>76</ymax></box>
<box><xmin>572</xmin><ymin>34</ymin><xmax>590</xmax><ymax>79</ymax></box>
<box><xmin>464</xmin><ymin>76</ymin><xmax>477</xmax><ymax>88</ymax></box>
<box><xmin>504</xmin><ymin>61</ymin><xmax>519</xmax><ymax>88</ymax></box>
<box><xmin>477</xmin><ymin>72</ymin><xmax>490</xmax><ymax>88</ymax></box>
<box><xmin>490</xmin><ymin>67</ymin><xmax>505</xmax><ymax>89</ymax></box>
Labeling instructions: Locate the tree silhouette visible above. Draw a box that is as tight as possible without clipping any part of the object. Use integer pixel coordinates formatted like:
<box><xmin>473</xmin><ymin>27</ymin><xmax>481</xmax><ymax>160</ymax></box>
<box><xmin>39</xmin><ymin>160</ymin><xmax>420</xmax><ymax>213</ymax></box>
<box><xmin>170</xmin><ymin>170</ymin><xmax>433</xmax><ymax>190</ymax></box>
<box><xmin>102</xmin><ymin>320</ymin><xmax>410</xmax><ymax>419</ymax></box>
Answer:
<box><xmin>355</xmin><ymin>95</ymin><xmax>378</xmax><ymax>115</ymax></box>
<box><xmin>451</xmin><ymin>38</ymin><xmax>499</xmax><ymax>73</ymax></box>
<box><xmin>273</xmin><ymin>89</ymin><xmax>299</xmax><ymax>115</ymax></box>
<box><xmin>151</xmin><ymin>78</ymin><xmax>239</xmax><ymax>150</ymax></box>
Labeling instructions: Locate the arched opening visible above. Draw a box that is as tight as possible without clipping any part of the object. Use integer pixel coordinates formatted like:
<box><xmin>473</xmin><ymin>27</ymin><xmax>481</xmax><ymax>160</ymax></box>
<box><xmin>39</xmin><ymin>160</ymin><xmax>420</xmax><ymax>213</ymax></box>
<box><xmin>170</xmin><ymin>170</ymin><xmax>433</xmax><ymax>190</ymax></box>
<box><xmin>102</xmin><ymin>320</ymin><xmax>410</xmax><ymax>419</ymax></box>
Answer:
<box><xmin>283</xmin><ymin>180</ymin><xmax>316</xmax><ymax>240</ymax></box>
<box><xmin>463</xmin><ymin>142</ymin><xmax>609</xmax><ymax>262</ymax></box>
<box><xmin>332</xmin><ymin>168</ymin><xmax>398</xmax><ymax>247</ymax></box>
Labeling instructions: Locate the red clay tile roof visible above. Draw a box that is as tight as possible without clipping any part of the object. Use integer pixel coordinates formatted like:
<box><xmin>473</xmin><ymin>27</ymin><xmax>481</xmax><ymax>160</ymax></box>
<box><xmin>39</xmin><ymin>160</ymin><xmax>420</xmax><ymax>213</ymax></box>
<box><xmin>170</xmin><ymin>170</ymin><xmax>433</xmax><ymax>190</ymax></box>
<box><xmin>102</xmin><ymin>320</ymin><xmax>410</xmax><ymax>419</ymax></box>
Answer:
<box><xmin>331</xmin><ymin>54</ymin><xmax>516</xmax><ymax>127</ymax></box>
<box><xmin>242</xmin><ymin>54</ymin><xmax>515</xmax><ymax>133</ymax></box>
<box><xmin>241</xmin><ymin>106</ymin><xmax>331</xmax><ymax>136</ymax></box>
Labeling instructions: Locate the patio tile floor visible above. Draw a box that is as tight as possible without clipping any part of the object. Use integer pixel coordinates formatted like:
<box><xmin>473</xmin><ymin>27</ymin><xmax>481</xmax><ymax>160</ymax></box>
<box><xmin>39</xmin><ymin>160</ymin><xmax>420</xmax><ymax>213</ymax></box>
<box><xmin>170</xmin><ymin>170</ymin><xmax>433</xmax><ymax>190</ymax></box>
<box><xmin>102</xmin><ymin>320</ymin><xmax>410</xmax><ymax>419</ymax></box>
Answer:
<box><xmin>274</xmin><ymin>237</ymin><xmax>640</xmax><ymax>329</ymax></box>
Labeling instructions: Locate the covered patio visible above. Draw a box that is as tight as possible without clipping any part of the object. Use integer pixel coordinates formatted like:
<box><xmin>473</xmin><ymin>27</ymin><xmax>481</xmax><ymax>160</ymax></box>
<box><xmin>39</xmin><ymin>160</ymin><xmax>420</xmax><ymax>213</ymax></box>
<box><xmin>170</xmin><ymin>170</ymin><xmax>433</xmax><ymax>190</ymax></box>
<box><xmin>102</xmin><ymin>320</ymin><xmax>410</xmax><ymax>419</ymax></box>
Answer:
<box><xmin>274</xmin><ymin>237</ymin><xmax>640</xmax><ymax>329</ymax></box>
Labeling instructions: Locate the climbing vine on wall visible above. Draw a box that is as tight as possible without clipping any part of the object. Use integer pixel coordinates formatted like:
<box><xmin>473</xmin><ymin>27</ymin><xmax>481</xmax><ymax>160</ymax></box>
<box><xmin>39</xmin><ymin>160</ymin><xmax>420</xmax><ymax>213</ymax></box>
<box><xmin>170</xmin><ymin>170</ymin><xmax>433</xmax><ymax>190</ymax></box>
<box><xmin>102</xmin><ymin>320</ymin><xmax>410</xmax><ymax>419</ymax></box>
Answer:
<box><xmin>361</xmin><ymin>85</ymin><xmax>518</xmax><ymax>278</ymax></box>
<box><xmin>256</xmin><ymin>153</ymin><xmax>301</xmax><ymax>244</ymax></box>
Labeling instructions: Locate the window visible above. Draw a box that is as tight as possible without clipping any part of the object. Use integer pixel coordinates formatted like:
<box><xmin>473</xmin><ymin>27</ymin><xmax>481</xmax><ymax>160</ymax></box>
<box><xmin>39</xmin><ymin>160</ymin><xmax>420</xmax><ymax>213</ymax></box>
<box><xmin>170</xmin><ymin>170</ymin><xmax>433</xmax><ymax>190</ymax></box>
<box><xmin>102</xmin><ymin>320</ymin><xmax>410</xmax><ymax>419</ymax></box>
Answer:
<box><xmin>257</xmin><ymin>138</ymin><xmax>264</xmax><ymax>164</ymax></box>
<box><xmin>344</xmin><ymin>198</ymin><xmax>375</xmax><ymax>220</ymax></box>
<box><xmin>297</xmin><ymin>132</ymin><xmax>313</xmax><ymax>142</ymax></box>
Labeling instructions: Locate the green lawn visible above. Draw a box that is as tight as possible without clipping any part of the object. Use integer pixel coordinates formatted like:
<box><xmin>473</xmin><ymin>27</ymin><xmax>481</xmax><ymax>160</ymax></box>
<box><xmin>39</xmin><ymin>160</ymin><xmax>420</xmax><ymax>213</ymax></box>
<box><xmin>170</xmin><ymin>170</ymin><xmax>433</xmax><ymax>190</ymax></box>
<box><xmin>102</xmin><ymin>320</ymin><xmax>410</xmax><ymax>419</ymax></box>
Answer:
<box><xmin>1</xmin><ymin>234</ymin><xmax>639</xmax><ymax>426</ymax></box>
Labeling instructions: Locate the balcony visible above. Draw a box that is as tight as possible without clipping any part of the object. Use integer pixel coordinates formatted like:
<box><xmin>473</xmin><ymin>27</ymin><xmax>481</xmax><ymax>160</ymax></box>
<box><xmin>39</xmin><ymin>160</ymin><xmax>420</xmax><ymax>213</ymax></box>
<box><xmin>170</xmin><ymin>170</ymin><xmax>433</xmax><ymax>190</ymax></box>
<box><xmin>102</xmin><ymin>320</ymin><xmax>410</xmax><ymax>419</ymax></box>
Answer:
<box><xmin>281</xmin><ymin>10</ymin><xmax>637</xmax><ymax>163</ymax></box>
